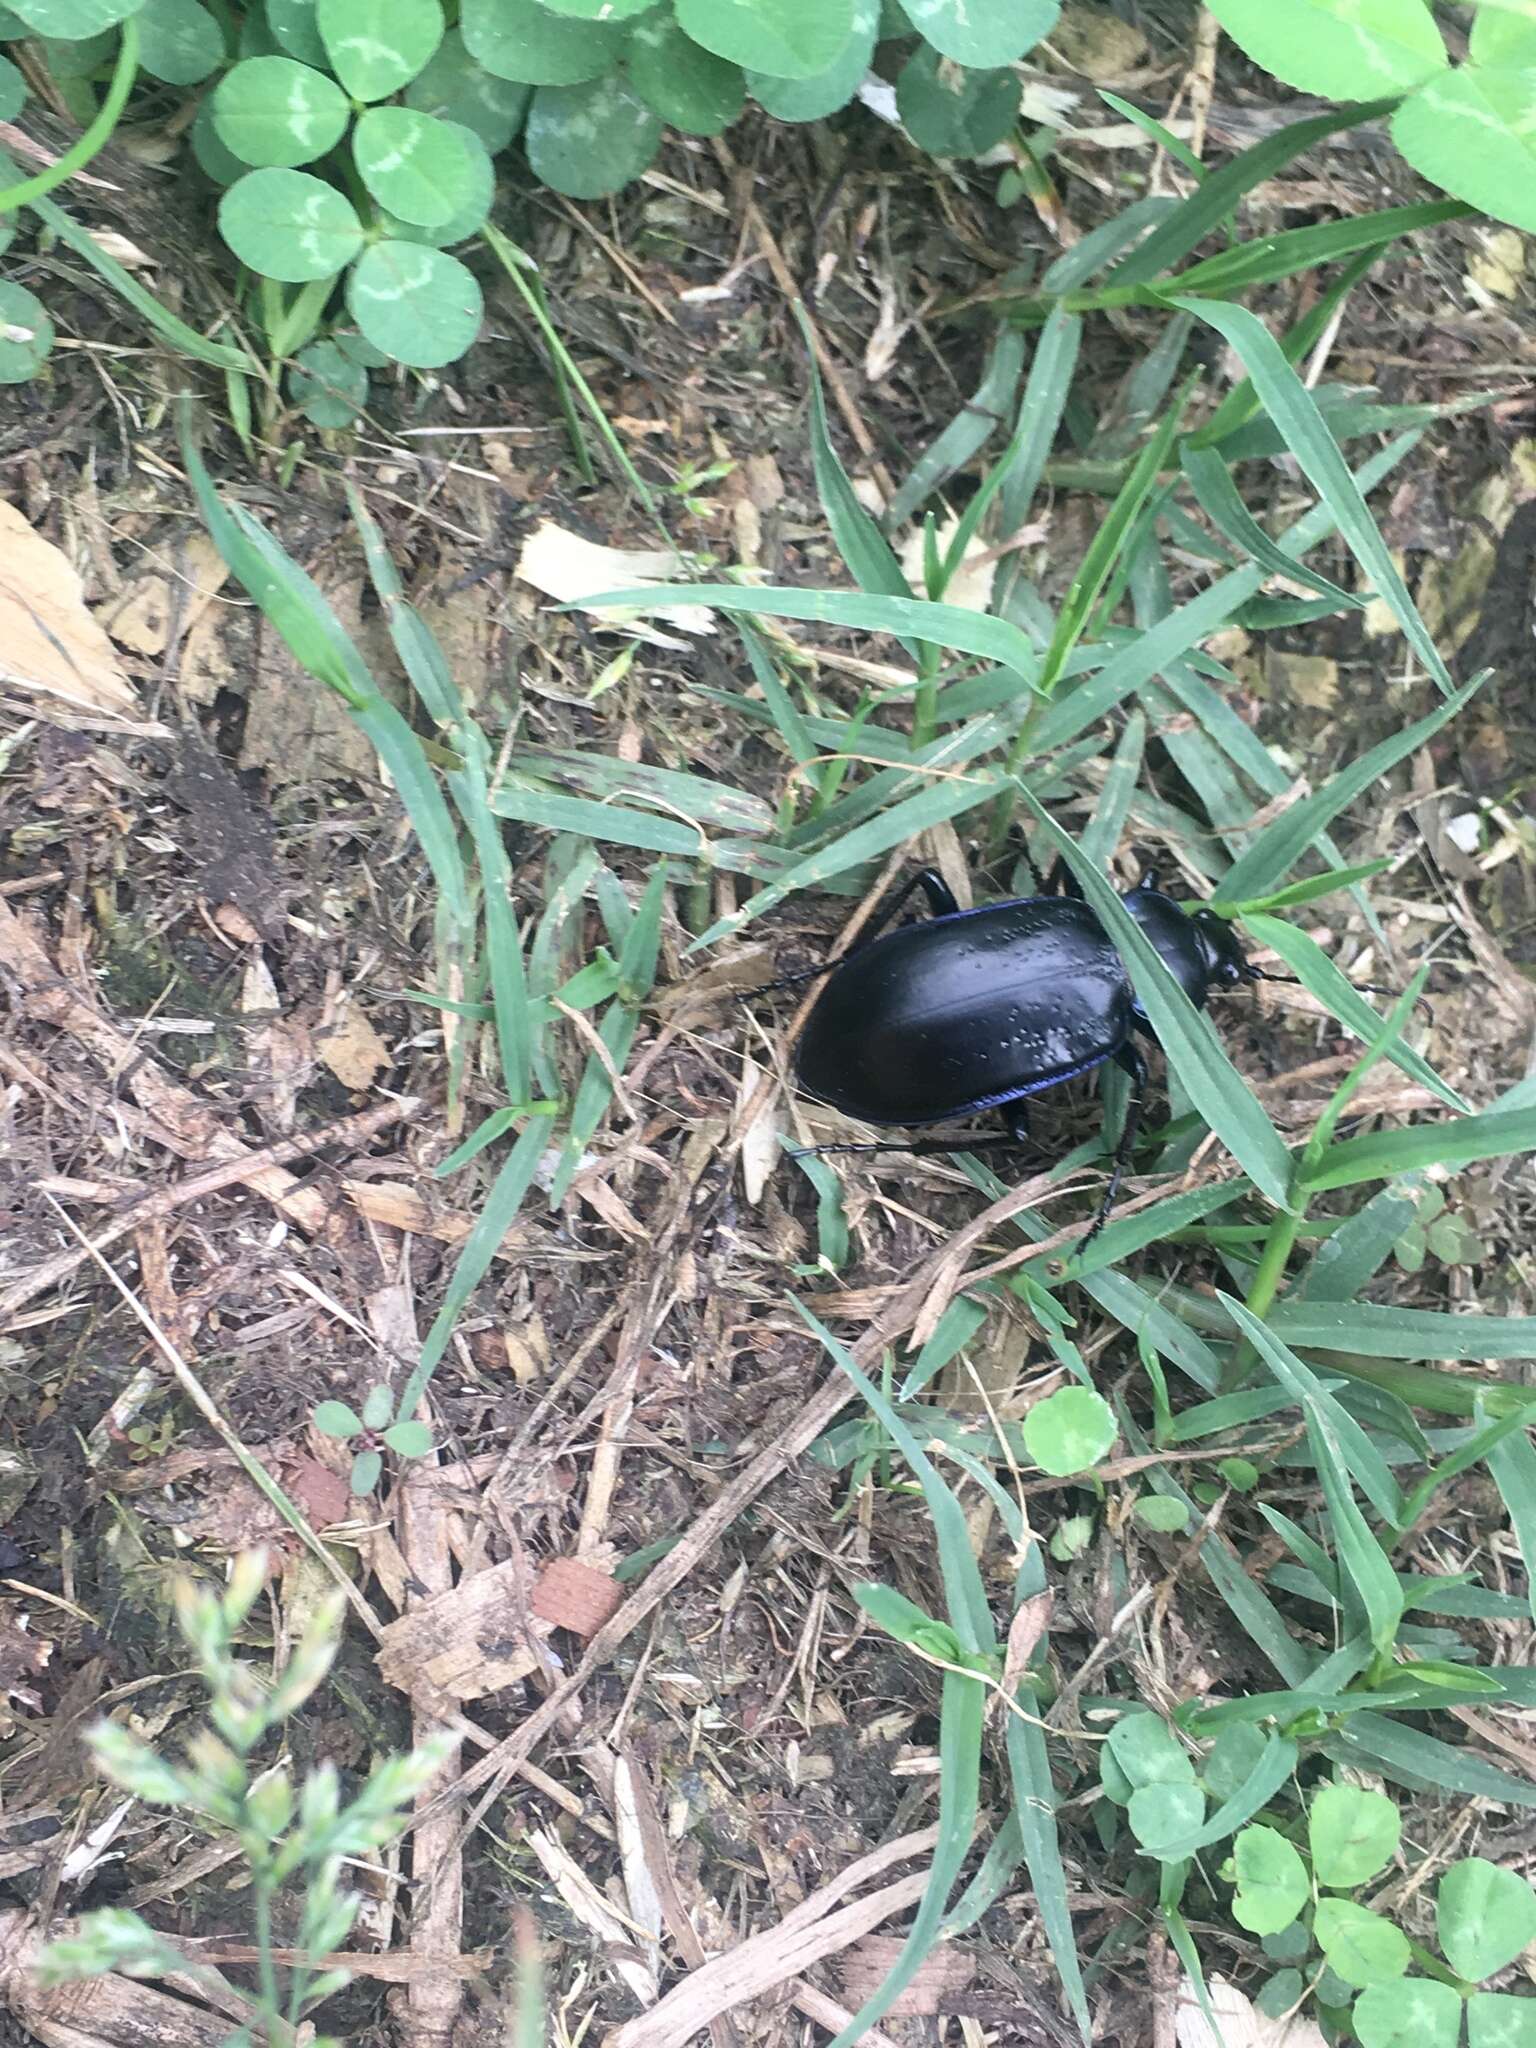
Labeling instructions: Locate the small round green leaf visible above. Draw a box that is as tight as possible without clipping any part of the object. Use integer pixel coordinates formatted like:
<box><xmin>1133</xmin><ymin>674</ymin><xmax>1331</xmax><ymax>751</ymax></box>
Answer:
<box><xmin>676</xmin><ymin>0</ymin><xmax>854</xmax><ymax>78</ymax></box>
<box><xmin>1392</xmin><ymin>68</ymin><xmax>1536</xmax><ymax>235</ymax></box>
<box><xmin>1314</xmin><ymin>1899</ymin><xmax>1411</xmax><ymax>1990</ymax></box>
<box><xmin>313</xmin><ymin>1399</ymin><xmax>363</xmax><ymax>1438</ymax></box>
<box><xmin>191</xmin><ymin>96</ymin><xmax>247</xmax><ymax>183</ymax></box>
<box><xmin>212</xmin><ymin>55</ymin><xmax>350</xmax><ymax>167</ymax></box>
<box><xmin>377</xmin><ymin>121</ymin><xmax>492</xmax><ymax>246</ymax></box>
<box><xmin>266</xmin><ymin>0</ymin><xmax>325</xmax><ymax>65</ymax></box>
<box><xmin>1256</xmin><ymin>1972</ymin><xmax>1306</xmax><ymax>2019</ymax></box>
<box><xmin>1022</xmin><ymin>1385</ymin><xmax>1116</xmax><ymax>1476</ymax></box>
<box><xmin>383</xmin><ymin>1419</ymin><xmax>433</xmax><ymax>1456</ymax></box>
<box><xmin>1309</xmin><ymin>1785</ymin><xmax>1401</xmax><ymax>1890</ymax></box>
<box><xmin>219</xmin><ymin>167</ymin><xmax>363</xmax><ymax>280</ymax></box>
<box><xmin>1129</xmin><ymin>1783</ymin><xmax>1205</xmax><ymax>1858</ymax></box>
<box><xmin>627</xmin><ymin>15</ymin><xmax>744</xmax><ymax>135</ymax></box>
<box><xmin>459</xmin><ymin>0</ymin><xmax>621</xmax><ymax>83</ymax></box>
<box><xmin>1133</xmin><ymin>1494</ymin><xmax>1189</xmax><ymax>1534</ymax></box>
<box><xmin>1107</xmin><ymin>1711</ymin><xmax>1196</xmax><ymax>1791</ymax></box>
<box><xmin>1468</xmin><ymin>1993</ymin><xmax>1536</xmax><ymax>2048</ymax></box>
<box><xmin>1354</xmin><ymin>1979</ymin><xmax>1465</xmax><ymax>2048</ymax></box>
<box><xmin>38</xmin><ymin>24</ymin><xmax>112</xmax><ymax>68</ymax></box>
<box><xmin>346</xmin><ymin>240</ymin><xmax>483</xmax><ymax>367</ymax></box>
<box><xmin>405</xmin><ymin>27</ymin><xmax>530</xmax><ymax>150</ymax></box>
<box><xmin>539</xmin><ymin>0</ymin><xmax>654</xmax><ymax>14</ymax></box>
<box><xmin>896</xmin><ymin>45</ymin><xmax>1020</xmax><ymax>156</ymax></box>
<box><xmin>900</xmin><ymin>0</ymin><xmax>1058</xmax><ymax>66</ymax></box>
<box><xmin>0</xmin><ymin>50</ymin><xmax>23</xmax><ymax>114</ymax></box>
<box><xmin>1203</xmin><ymin>0</ymin><xmax>1447</xmax><ymax>99</ymax></box>
<box><xmin>361</xmin><ymin>1383</ymin><xmax>394</xmax><ymax>1429</ymax></box>
<box><xmin>317</xmin><ymin>0</ymin><xmax>442</xmax><ymax>100</ymax></box>
<box><xmin>352</xmin><ymin>105</ymin><xmax>476</xmax><ymax>226</ymax></box>
<box><xmin>289</xmin><ymin>339</ymin><xmax>368</xmax><ymax>426</ymax></box>
<box><xmin>349</xmin><ymin>1447</ymin><xmax>383</xmax><ymax>1494</ymax></box>
<box><xmin>0</xmin><ymin>7</ymin><xmax>27</xmax><ymax>35</ymax></box>
<box><xmin>0</xmin><ymin>0</ymin><xmax>139</xmax><ymax>35</ymax></box>
<box><xmin>137</xmin><ymin>0</ymin><xmax>223</xmax><ymax>82</ymax></box>
<box><xmin>1232</xmin><ymin>1825</ymin><xmax>1310</xmax><ymax>1936</ymax></box>
<box><xmin>334</xmin><ymin>328</ymin><xmax>389</xmax><ymax>367</ymax></box>
<box><xmin>747</xmin><ymin>0</ymin><xmax>875</xmax><ymax>119</ymax></box>
<box><xmin>0</xmin><ymin>283</ymin><xmax>53</xmax><ymax>383</ymax></box>
<box><xmin>1438</xmin><ymin>1859</ymin><xmax>1536</xmax><ymax>1984</ymax></box>
<box><xmin>524</xmin><ymin>73</ymin><xmax>661</xmax><ymax>198</ymax></box>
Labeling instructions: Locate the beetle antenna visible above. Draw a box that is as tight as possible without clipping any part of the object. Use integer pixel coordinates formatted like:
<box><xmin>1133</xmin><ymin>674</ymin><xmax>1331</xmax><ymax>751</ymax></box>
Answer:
<box><xmin>1248</xmin><ymin>967</ymin><xmax>1432</xmax><ymax>1023</ymax></box>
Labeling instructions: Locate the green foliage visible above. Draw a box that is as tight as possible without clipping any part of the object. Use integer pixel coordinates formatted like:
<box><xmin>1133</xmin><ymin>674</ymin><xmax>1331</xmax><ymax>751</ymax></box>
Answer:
<box><xmin>1205</xmin><ymin>0</ymin><xmax>1536</xmax><ymax>232</ymax></box>
<box><xmin>0</xmin><ymin>279</ymin><xmax>52</xmax><ymax>380</ymax></box>
<box><xmin>1022</xmin><ymin>1385</ymin><xmax>1117</xmax><ymax>1475</ymax></box>
<box><xmin>0</xmin><ymin>0</ymin><xmax>1077</xmax><ymax>391</ymax></box>
<box><xmin>36</xmin><ymin>1553</ymin><xmax>449</xmax><ymax>2047</ymax></box>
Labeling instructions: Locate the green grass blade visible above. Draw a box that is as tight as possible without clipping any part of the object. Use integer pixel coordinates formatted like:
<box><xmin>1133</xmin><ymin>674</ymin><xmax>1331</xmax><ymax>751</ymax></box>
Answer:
<box><xmin>1238</xmin><ymin>913</ymin><xmax>1466</xmax><ymax>1113</ymax></box>
<box><xmin>1332</xmin><ymin>1713</ymin><xmax>1536</xmax><ymax>1808</ymax></box>
<box><xmin>1098</xmin><ymin>90</ymin><xmax>1206</xmax><ymax>179</ymax></box>
<box><xmin>489</xmin><ymin>786</ymin><xmax>710</xmax><ymax>860</ymax></box>
<box><xmin>997</xmin><ymin>310</ymin><xmax>1085</xmax><ymax>547</ymax></box>
<box><xmin>1041</xmin><ymin>195</ymin><xmax>1179</xmax><ymax>293</ymax></box>
<box><xmin>483</xmin><ymin>224</ymin><xmax>660</xmax><ymax>522</ymax></box>
<box><xmin>1078</xmin><ymin>710</ymin><xmax>1146</xmax><ymax>872</ymax></box>
<box><xmin>1187</xmin><ymin>249</ymin><xmax>1388</xmax><ymax>452</ymax></box>
<box><xmin>28</xmin><ymin>190</ymin><xmax>256</xmax><ymax>374</ymax></box>
<box><xmin>1272</xmin><ymin>1300</ymin><xmax>1536</xmax><ymax>1362</ymax></box>
<box><xmin>1004</xmin><ymin>1654</ymin><xmax>1093</xmax><ymax>2043</ymax></box>
<box><xmin>1183</xmin><ymin>444</ymin><xmax>1362</xmax><ymax>608</ymax></box>
<box><xmin>183</xmin><ymin>428</ymin><xmax>470</xmax><ymax>930</ymax></box>
<box><xmin>685</xmin><ymin>768</ymin><xmax>1010</xmax><ymax>952</ymax></box>
<box><xmin>1221</xmin><ymin>1298</ymin><xmax>1404</xmax><ymax>1658</ymax></box>
<box><xmin>1297</xmin><ymin>1184</ymin><xmax>1420</xmax><ymax>1300</ymax></box>
<box><xmin>1485</xmin><ymin>1426</ymin><xmax>1536</xmax><ymax>1625</ymax></box>
<box><xmin>1172</xmin><ymin>296</ymin><xmax>1457</xmax><ymax>693</ymax></box>
<box><xmin>794</xmin><ymin>304</ymin><xmax>919</xmax><ymax>646</ymax></box>
<box><xmin>511</xmin><ymin>749</ymin><xmax>773</xmax><ymax>834</ymax></box>
<box><xmin>1217</xmin><ymin>861</ymin><xmax>1393</xmax><ymax>915</ymax></box>
<box><xmin>737</xmin><ymin>621</ymin><xmax>818</xmax><ymax>771</ymax></box>
<box><xmin>1037</xmin><ymin>377</ymin><xmax>1197</xmax><ymax>695</ymax></box>
<box><xmin>573</xmin><ymin>581</ymin><xmax>1042</xmax><ymax>680</ymax></box>
<box><xmin>1024</xmin><ymin>799</ymin><xmax>1295</xmax><ymax>1209</ymax></box>
<box><xmin>397</xmin><ymin>1120</ymin><xmax>550</xmax><ymax>1418</ymax></box>
<box><xmin>889</xmin><ymin>324</ymin><xmax>1028</xmax><ymax>527</ymax></box>
<box><xmin>1301</xmin><ymin>1104</ymin><xmax>1536</xmax><ymax>1193</ymax></box>
<box><xmin>1104</xmin><ymin>99</ymin><xmax>1400</xmax><ymax>286</ymax></box>
<box><xmin>1218</xmin><ymin>677</ymin><xmax>1485</xmax><ymax>904</ymax></box>
<box><xmin>1173</xmin><ymin>200</ymin><xmax>1470</xmax><ymax>299</ymax></box>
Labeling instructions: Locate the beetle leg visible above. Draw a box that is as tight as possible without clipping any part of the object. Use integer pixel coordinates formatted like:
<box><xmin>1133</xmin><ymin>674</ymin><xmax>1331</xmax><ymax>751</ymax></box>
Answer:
<box><xmin>1002</xmin><ymin>1101</ymin><xmax>1032</xmax><ymax>1147</ymax></box>
<box><xmin>1075</xmin><ymin>1044</ymin><xmax>1148</xmax><ymax>1259</ymax></box>
<box><xmin>742</xmin><ymin>869</ymin><xmax>960</xmax><ymax>1000</ymax></box>
<box><xmin>788</xmin><ymin>1132</ymin><xmax>1019</xmax><ymax>1162</ymax></box>
<box><xmin>864</xmin><ymin>866</ymin><xmax>960</xmax><ymax>935</ymax></box>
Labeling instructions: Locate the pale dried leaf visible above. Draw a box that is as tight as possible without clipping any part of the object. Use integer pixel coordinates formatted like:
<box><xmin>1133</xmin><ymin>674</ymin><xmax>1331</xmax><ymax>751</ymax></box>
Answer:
<box><xmin>317</xmin><ymin>1000</ymin><xmax>390</xmax><ymax>1090</ymax></box>
<box><xmin>1177</xmin><ymin>1976</ymin><xmax>1329</xmax><ymax>2048</ymax></box>
<box><xmin>96</xmin><ymin>535</ymin><xmax>229</xmax><ymax>656</ymax></box>
<box><xmin>613</xmin><ymin>1755</ymin><xmax>665</xmax><ymax>1975</ymax></box>
<box><xmin>516</xmin><ymin>520</ymin><xmax>715</xmax><ymax>646</ymax></box>
<box><xmin>899</xmin><ymin>518</ymin><xmax>993</xmax><ymax>613</ymax></box>
<box><xmin>527</xmin><ymin>1825</ymin><xmax>659</xmax><ymax>2006</ymax></box>
<box><xmin>0</xmin><ymin>503</ymin><xmax>138</xmax><ymax>721</ymax></box>
<box><xmin>736</xmin><ymin>1051</ymin><xmax>781</xmax><ymax>1206</ymax></box>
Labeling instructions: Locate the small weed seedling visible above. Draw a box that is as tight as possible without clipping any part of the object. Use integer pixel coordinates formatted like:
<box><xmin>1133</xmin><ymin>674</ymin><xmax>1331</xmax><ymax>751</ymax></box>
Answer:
<box><xmin>37</xmin><ymin>1551</ymin><xmax>450</xmax><ymax>2047</ymax></box>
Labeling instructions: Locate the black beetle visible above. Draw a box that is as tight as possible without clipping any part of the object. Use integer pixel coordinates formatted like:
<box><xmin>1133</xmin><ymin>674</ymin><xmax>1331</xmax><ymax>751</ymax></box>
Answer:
<box><xmin>778</xmin><ymin>860</ymin><xmax>1271</xmax><ymax>1256</ymax></box>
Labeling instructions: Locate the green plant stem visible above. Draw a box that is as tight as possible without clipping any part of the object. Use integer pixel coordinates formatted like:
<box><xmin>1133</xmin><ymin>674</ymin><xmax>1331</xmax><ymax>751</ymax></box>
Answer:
<box><xmin>1224</xmin><ymin>1202</ymin><xmax>1307</xmax><ymax>1388</ymax></box>
<box><xmin>253</xmin><ymin>1875</ymin><xmax>281</xmax><ymax>2038</ymax></box>
<box><xmin>0</xmin><ymin>19</ymin><xmax>140</xmax><ymax>215</ymax></box>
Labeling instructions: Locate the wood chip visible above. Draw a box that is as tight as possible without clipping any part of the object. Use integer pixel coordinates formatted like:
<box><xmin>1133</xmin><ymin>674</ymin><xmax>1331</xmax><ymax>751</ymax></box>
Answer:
<box><xmin>316</xmin><ymin>998</ymin><xmax>391</xmax><ymax>1090</ymax></box>
<box><xmin>532</xmin><ymin>1556</ymin><xmax>624</xmax><ymax>1638</ymax></box>
<box><xmin>375</xmin><ymin>1557</ymin><xmax>550</xmax><ymax>1705</ymax></box>
<box><xmin>835</xmin><ymin>1934</ymin><xmax>976</xmax><ymax>2016</ymax></box>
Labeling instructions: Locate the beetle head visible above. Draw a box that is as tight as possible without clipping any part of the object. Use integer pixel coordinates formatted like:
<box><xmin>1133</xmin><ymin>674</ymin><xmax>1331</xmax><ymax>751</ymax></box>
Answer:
<box><xmin>1190</xmin><ymin>908</ymin><xmax>1253</xmax><ymax>990</ymax></box>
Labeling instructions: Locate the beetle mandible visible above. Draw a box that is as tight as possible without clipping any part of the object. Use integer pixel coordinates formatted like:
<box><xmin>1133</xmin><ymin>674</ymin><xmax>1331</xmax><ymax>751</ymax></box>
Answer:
<box><xmin>774</xmin><ymin>858</ymin><xmax>1274</xmax><ymax>1256</ymax></box>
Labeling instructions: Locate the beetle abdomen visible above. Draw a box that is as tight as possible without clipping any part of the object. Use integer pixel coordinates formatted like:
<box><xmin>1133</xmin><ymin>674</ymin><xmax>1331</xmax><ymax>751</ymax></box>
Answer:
<box><xmin>795</xmin><ymin>900</ymin><xmax>1133</xmax><ymax>1125</ymax></box>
